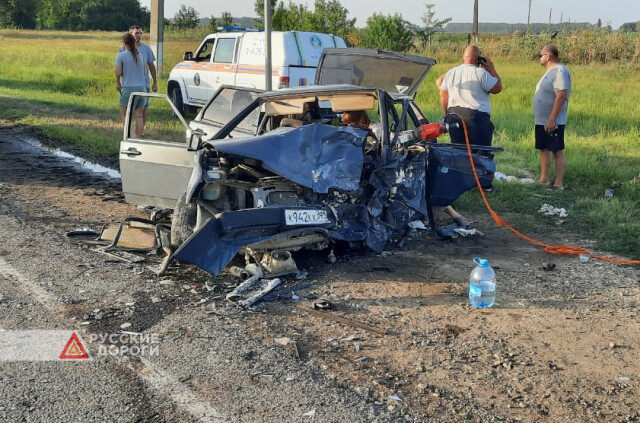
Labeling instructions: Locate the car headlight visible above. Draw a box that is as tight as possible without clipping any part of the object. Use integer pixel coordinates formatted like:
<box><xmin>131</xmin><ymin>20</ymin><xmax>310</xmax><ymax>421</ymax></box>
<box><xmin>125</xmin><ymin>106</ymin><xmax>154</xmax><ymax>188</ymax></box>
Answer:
<box><xmin>202</xmin><ymin>168</ymin><xmax>227</xmax><ymax>201</ymax></box>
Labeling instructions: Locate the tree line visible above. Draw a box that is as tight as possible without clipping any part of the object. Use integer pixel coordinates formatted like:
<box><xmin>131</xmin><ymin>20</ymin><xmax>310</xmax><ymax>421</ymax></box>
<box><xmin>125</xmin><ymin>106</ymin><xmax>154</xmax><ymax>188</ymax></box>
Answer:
<box><xmin>2</xmin><ymin>0</ymin><xmax>636</xmax><ymax>54</ymax></box>
<box><xmin>160</xmin><ymin>2</ymin><xmax>639</xmax><ymax>52</ymax></box>
<box><xmin>619</xmin><ymin>21</ymin><xmax>640</xmax><ymax>32</ymax></box>
<box><xmin>171</xmin><ymin>0</ymin><xmax>450</xmax><ymax>52</ymax></box>
<box><xmin>0</xmin><ymin>0</ymin><xmax>149</xmax><ymax>31</ymax></box>
<box><xmin>0</xmin><ymin>0</ymin><xmax>447</xmax><ymax>52</ymax></box>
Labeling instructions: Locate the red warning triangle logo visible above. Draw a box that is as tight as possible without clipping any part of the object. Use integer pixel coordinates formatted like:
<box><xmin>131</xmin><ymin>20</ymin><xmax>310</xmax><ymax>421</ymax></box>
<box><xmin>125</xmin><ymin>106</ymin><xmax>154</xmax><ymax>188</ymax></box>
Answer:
<box><xmin>59</xmin><ymin>332</ymin><xmax>91</xmax><ymax>360</ymax></box>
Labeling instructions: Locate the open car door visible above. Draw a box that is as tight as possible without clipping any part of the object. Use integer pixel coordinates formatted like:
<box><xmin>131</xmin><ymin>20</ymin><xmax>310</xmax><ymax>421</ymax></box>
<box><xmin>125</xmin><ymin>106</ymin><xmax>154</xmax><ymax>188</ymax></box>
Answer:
<box><xmin>119</xmin><ymin>93</ymin><xmax>196</xmax><ymax>209</ymax></box>
<box><xmin>314</xmin><ymin>48</ymin><xmax>436</xmax><ymax>96</ymax></box>
<box><xmin>119</xmin><ymin>87</ymin><xmax>262</xmax><ymax>209</ymax></box>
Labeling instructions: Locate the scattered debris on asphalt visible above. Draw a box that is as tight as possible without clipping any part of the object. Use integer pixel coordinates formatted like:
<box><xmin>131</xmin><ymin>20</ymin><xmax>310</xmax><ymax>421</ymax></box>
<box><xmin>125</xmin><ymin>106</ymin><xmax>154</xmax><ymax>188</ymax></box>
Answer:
<box><xmin>313</xmin><ymin>300</ymin><xmax>334</xmax><ymax>310</ymax></box>
<box><xmin>227</xmin><ymin>277</ymin><xmax>281</xmax><ymax>308</ymax></box>
<box><xmin>541</xmin><ymin>262</ymin><xmax>557</xmax><ymax>271</ymax></box>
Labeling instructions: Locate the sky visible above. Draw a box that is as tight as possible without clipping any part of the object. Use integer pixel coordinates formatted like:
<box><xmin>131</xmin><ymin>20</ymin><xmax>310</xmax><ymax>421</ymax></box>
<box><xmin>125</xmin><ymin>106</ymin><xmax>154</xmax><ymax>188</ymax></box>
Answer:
<box><xmin>140</xmin><ymin>0</ymin><xmax>638</xmax><ymax>29</ymax></box>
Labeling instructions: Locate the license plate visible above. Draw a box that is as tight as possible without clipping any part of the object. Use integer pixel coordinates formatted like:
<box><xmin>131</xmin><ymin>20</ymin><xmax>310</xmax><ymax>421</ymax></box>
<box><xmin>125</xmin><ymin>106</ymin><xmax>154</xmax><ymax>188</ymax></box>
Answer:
<box><xmin>285</xmin><ymin>209</ymin><xmax>330</xmax><ymax>226</ymax></box>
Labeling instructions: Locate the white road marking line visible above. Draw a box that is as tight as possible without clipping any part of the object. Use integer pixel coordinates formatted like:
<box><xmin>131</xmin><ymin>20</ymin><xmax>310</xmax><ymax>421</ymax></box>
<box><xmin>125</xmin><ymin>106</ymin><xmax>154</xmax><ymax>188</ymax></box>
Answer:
<box><xmin>140</xmin><ymin>357</ymin><xmax>227</xmax><ymax>422</ymax></box>
<box><xmin>0</xmin><ymin>257</ymin><xmax>61</xmax><ymax>311</ymax></box>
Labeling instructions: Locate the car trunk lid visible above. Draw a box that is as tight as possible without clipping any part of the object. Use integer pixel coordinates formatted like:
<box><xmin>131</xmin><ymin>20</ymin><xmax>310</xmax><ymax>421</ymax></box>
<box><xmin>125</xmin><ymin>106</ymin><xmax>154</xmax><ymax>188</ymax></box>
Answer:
<box><xmin>314</xmin><ymin>48</ymin><xmax>436</xmax><ymax>96</ymax></box>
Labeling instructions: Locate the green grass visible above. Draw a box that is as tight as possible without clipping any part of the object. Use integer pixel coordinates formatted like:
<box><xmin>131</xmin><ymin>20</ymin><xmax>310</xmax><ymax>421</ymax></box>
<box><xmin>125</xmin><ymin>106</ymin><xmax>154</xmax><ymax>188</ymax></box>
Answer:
<box><xmin>418</xmin><ymin>60</ymin><xmax>640</xmax><ymax>258</ymax></box>
<box><xmin>0</xmin><ymin>29</ymin><xmax>196</xmax><ymax>156</ymax></box>
<box><xmin>0</xmin><ymin>28</ymin><xmax>638</xmax><ymax>259</ymax></box>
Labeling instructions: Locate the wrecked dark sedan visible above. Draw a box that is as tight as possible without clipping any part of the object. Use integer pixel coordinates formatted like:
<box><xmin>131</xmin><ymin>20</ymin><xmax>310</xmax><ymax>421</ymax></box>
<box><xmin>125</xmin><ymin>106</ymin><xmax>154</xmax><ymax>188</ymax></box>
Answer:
<box><xmin>119</xmin><ymin>49</ymin><xmax>496</xmax><ymax>275</ymax></box>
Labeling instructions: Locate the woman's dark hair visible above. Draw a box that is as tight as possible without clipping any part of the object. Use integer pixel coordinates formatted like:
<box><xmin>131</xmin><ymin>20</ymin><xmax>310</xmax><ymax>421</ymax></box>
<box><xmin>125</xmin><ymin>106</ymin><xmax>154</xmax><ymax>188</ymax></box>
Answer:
<box><xmin>123</xmin><ymin>32</ymin><xmax>138</xmax><ymax>64</ymax></box>
<box><xmin>342</xmin><ymin>110</ymin><xmax>371</xmax><ymax>127</ymax></box>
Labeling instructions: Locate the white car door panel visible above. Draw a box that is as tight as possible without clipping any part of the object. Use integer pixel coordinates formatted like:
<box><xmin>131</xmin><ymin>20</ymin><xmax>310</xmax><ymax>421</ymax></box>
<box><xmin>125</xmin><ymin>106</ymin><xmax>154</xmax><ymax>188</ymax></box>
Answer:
<box><xmin>119</xmin><ymin>93</ymin><xmax>195</xmax><ymax>209</ymax></box>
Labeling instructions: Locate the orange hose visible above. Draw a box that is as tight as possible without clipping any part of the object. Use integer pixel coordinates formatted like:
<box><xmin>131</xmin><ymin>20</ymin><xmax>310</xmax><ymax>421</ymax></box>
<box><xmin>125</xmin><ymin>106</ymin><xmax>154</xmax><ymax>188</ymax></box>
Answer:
<box><xmin>459</xmin><ymin>119</ymin><xmax>640</xmax><ymax>265</ymax></box>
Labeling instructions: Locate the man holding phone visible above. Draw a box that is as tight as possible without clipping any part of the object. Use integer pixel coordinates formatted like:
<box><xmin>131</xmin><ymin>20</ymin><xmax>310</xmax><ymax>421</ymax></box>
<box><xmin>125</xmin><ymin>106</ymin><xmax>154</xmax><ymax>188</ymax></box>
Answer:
<box><xmin>436</xmin><ymin>45</ymin><xmax>502</xmax><ymax>149</ymax></box>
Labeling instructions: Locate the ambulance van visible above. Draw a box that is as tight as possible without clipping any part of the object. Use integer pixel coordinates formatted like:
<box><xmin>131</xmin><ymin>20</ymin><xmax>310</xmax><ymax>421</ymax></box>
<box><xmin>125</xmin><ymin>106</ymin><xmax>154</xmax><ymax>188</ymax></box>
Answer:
<box><xmin>167</xmin><ymin>29</ymin><xmax>347</xmax><ymax>115</ymax></box>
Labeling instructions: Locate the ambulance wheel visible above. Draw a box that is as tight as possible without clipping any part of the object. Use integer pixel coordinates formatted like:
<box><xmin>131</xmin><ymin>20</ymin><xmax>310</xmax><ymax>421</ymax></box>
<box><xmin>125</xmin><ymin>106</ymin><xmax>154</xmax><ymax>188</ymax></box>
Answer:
<box><xmin>170</xmin><ymin>86</ymin><xmax>186</xmax><ymax>117</ymax></box>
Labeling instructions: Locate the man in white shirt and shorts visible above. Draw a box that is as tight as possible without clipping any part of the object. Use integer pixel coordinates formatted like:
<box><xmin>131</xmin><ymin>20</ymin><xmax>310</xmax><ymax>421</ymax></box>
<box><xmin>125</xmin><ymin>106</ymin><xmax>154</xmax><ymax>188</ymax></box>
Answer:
<box><xmin>534</xmin><ymin>44</ymin><xmax>572</xmax><ymax>191</ymax></box>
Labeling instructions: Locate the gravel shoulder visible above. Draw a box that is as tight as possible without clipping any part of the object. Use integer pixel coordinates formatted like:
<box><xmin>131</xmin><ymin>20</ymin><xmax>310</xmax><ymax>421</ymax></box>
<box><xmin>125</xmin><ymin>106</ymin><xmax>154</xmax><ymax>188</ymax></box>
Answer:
<box><xmin>0</xmin><ymin>127</ymin><xmax>638</xmax><ymax>422</ymax></box>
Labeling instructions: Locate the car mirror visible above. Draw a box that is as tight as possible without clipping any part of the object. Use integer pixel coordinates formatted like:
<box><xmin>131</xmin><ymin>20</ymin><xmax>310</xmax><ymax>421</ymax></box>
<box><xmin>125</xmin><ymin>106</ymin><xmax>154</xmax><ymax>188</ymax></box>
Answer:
<box><xmin>186</xmin><ymin>128</ymin><xmax>206</xmax><ymax>150</ymax></box>
<box><xmin>183</xmin><ymin>51</ymin><xmax>193</xmax><ymax>61</ymax></box>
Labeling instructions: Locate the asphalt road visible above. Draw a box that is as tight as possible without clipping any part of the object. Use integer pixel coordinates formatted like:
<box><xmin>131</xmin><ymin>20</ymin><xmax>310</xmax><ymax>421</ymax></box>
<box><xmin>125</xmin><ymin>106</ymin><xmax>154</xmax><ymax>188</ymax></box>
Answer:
<box><xmin>2</xmin><ymin>128</ymin><xmax>639</xmax><ymax>423</ymax></box>
<box><xmin>0</xmin><ymin>129</ymin><xmax>397</xmax><ymax>422</ymax></box>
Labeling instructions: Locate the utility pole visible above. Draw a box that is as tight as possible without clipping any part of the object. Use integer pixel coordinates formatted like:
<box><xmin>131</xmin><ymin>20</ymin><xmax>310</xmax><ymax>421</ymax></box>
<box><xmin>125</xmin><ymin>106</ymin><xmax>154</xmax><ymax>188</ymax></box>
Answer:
<box><xmin>264</xmin><ymin>0</ymin><xmax>272</xmax><ymax>91</ymax></box>
<box><xmin>150</xmin><ymin>0</ymin><xmax>164</xmax><ymax>78</ymax></box>
<box><xmin>527</xmin><ymin>0</ymin><xmax>532</xmax><ymax>33</ymax></box>
<box><xmin>473</xmin><ymin>0</ymin><xmax>478</xmax><ymax>42</ymax></box>
<box><xmin>548</xmin><ymin>7</ymin><xmax>552</xmax><ymax>24</ymax></box>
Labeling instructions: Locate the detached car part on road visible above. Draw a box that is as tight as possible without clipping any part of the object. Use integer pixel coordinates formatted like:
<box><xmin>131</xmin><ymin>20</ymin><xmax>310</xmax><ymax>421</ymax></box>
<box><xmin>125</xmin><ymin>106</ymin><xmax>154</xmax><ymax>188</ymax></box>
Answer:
<box><xmin>119</xmin><ymin>49</ymin><xmax>496</xmax><ymax>276</ymax></box>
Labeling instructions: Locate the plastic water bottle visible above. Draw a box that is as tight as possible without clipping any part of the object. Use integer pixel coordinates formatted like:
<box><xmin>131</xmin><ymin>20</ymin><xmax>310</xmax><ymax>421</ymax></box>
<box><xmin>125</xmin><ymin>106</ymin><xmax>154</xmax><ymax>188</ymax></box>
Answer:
<box><xmin>469</xmin><ymin>257</ymin><xmax>496</xmax><ymax>308</ymax></box>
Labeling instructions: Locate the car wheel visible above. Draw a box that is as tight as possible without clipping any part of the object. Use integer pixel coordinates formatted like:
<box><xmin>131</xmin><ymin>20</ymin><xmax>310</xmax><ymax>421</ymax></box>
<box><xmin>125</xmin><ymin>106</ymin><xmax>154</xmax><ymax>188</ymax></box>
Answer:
<box><xmin>170</xmin><ymin>86</ymin><xmax>185</xmax><ymax>117</ymax></box>
<box><xmin>171</xmin><ymin>192</ymin><xmax>196</xmax><ymax>247</ymax></box>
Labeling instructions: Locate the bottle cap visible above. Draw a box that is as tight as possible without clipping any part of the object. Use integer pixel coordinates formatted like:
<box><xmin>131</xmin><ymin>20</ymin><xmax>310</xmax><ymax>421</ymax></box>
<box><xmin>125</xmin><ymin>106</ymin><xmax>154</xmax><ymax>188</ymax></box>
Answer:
<box><xmin>473</xmin><ymin>257</ymin><xmax>489</xmax><ymax>267</ymax></box>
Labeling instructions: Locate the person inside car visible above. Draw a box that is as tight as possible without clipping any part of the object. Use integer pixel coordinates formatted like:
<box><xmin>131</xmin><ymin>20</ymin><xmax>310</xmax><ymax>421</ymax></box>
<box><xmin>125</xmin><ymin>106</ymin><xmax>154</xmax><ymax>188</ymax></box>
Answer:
<box><xmin>341</xmin><ymin>110</ymin><xmax>380</xmax><ymax>156</ymax></box>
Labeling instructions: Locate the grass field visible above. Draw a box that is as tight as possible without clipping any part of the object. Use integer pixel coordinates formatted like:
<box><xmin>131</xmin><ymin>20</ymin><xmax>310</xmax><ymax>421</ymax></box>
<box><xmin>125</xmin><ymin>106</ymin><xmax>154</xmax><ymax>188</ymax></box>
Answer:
<box><xmin>0</xmin><ymin>29</ymin><xmax>638</xmax><ymax>259</ymax></box>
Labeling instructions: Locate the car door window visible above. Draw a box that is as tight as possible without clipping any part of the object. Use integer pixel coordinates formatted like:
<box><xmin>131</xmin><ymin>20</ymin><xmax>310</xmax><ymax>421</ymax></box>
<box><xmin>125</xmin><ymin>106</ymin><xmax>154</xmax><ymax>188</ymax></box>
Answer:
<box><xmin>126</xmin><ymin>94</ymin><xmax>189</xmax><ymax>144</ymax></box>
<box><xmin>233</xmin><ymin>106</ymin><xmax>261</xmax><ymax>135</ymax></box>
<box><xmin>213</xmin><ymin>38</ymin><xmax>236</xmax><ymax>63</ymax></box>
<box><xmin>385</xmin><ymin>97</ymin><xmax>399</xmax><ymax>135</ymax></box>
<box><xmin>394</xmin><ymin>103</ymin><xmax>410</xmax><ymax>130</ymax></box>
<box><xmin>409</xmin><ymin>101</ymin><xmax>427</xmax><ymax>123</ymax></box>
<box><xmin>200</xmin><ymin>87</ymin><xmax>261</xmax><ymax>135</ymax></box>
<box><xmin>195</xmin><ymin>39</ymin><xmax>215</xmax><ymax>62</ymax></box>
<box><xmin>394</xmin><ymin>99</ymin><xmax>424</xmax><ymax>131</ymax></box>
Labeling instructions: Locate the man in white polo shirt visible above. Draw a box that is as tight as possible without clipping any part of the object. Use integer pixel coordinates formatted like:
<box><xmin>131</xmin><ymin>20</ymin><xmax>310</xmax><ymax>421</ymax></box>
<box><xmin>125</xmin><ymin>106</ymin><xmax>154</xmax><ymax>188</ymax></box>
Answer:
<box><xmin>436</xmin><ymin>44</ymin><xmax>502</xmax><ymax>151</ymax></box>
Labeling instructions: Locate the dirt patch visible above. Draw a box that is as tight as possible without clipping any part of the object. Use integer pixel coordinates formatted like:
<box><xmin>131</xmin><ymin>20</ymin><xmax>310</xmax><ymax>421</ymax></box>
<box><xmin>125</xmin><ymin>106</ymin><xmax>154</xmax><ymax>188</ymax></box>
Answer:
<box><xmin>1</xmin><ymin>131</ymin><xmax>639</xmax><ymax>422</ymax></box>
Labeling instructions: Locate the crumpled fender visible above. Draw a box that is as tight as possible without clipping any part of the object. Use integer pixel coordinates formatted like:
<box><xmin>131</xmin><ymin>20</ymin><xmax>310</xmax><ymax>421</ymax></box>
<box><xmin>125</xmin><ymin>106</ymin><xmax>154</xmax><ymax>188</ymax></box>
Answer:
<box><xmin>172</xmin><ymin>214</ymin><xmax>332</xmax><ymax>275</ymax></box>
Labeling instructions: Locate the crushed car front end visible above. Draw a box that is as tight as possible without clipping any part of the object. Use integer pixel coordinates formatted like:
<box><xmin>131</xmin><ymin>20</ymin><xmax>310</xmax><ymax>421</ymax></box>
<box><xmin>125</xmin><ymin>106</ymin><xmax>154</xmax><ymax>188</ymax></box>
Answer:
<box><xmin>119</xmin><ymin>50</ymin><xmax>498</xmax><ymax>277</ymax></box>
